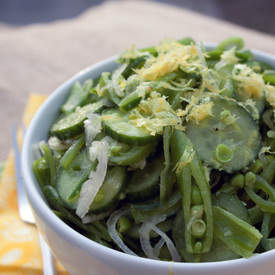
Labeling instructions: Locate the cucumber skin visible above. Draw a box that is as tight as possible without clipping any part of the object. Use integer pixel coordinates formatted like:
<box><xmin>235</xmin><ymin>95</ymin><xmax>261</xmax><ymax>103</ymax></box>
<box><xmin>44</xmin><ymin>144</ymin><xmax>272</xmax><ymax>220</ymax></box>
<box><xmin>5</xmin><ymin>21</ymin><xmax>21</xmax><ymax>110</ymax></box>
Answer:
<box><xmin>126</xmin><ymin>157</ymin><xmax>163</xmax><ymax>201</ymax></box>
<box><xmin>102</xmin><ymin>109</ymin><xmax>158</xmax><ymax>145</ymax></box>
<box><xmin>89</xmin><ymin>166</ymin><xmax>127</xmax><ymax>213</ymax></box>
<box><xmin>51</xmin><ymin>101</ymin><xmax>104</xmax><ymax>139</ymax></box>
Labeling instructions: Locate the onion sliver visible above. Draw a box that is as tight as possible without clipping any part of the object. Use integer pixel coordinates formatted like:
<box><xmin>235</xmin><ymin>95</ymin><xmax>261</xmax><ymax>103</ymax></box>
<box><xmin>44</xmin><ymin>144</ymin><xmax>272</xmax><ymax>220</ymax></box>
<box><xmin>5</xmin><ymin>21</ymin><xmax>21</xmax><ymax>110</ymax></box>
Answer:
<box><xmin>152</xmin><ymin>225</ymin><xmax>181</xmax><ymax>262</ymax></box>
<box><xmin>76</xmin><ymin>141</ymin><xmax>108</xmax><ymax>218</ymax></box>
<box><xmin>139</xmin><ymin>215</ymin><xmax>166</xmax><ymax>260</ymax></box>
<box><xmin>107</xmin><ymin>209</ymin><xmax>137</xmax><ymax>256</ymax></box>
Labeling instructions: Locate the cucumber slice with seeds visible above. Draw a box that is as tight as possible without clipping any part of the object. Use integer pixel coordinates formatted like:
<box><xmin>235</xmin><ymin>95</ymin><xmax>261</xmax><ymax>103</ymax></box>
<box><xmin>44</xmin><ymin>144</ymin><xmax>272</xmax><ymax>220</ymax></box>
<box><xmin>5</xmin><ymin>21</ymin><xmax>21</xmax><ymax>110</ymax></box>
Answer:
<box><xmin>90</xmin><ymin>166</ymin><xmax>126</xmax><ymax>213</ymax></box>
<box><xmin>56</xmin><ymin>150</ymin><xmax>96</xmax><ymax>209</ymax></box>
<box><xmin>51</xmin><ymin>100</ymin><xmax>104</xmax><ymax>139</ymax></box>
<box><xmin>126</xmin><ymin>157</ymin><xmax>163</xmax><ymax>201</ymax></box>
<box><xmin>102</xmin><ymin>109</ymin><xmax>157</xmax><ymax>145</ymax></box>
<box><xmin>185</xmin><ymin>95</ymin><xmax>261</xmax><ymax>173</ymax></box>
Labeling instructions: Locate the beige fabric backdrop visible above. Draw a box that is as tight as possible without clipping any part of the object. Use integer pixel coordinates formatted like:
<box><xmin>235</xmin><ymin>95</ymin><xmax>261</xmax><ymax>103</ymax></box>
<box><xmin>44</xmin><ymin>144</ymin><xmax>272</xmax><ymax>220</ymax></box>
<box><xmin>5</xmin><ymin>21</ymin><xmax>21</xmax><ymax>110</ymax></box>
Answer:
<box><xmin>1</xmin><ymin>0</ymin><xmax>275</xmax><ymax>160</ymax></box>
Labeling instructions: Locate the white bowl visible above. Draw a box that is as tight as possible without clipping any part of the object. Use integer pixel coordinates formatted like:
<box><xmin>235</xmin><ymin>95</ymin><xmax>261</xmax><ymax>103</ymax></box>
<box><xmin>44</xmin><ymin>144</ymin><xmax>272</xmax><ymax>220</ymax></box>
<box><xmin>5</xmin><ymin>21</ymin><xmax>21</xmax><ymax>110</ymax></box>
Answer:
<box><xmin>22</xmin><ymin>46</ymin><xmax>275</xmax><ymax>275</ymax></box>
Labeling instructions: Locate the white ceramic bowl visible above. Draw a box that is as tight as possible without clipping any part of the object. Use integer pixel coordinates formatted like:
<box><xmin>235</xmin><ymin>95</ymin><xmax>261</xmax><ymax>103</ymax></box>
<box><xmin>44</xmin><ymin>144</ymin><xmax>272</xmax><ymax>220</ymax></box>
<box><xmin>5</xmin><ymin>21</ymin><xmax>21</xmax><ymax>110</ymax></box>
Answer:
<box><xmin>22</xmin><ymin>46</ymin><xmax>275</xmax><ymax>275</ymax></box>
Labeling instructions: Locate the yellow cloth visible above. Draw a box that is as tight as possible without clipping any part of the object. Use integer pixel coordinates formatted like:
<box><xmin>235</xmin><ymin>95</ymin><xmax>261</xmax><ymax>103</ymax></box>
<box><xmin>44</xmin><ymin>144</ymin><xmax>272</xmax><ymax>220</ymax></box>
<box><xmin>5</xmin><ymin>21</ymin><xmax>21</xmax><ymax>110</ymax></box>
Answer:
<box><xmin>0</xmin><ymin>94</ymin><xmax>69</xmax><ymax>274</ymax></box>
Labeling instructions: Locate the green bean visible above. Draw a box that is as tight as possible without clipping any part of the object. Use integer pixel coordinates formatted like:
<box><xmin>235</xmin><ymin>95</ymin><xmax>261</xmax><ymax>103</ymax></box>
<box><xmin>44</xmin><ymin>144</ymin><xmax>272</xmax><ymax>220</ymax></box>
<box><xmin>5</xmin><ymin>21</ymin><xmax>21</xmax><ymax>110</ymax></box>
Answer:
<box><xmin>235</xmin><ymin>49</ymin><xmax>253</xmax><ymax>62</ymax></box>
<box><xmin>245</xmin><ymin>176</ymin><xmax>275</xmax><ymax>213</ymax></box>
<box><xmin>32</xmin><ymin>157</ymin><xmax>50</xmax><ymax>188</ymax></box>
<box><xmin>40</xmin><ymin>143</ymin><xmax>56</xmax><ymax>187</ymax></box>
<box><xmin>160</xmin><ymin>126</ymin><xmax>172</xmax><ymax>202</ymax></box>
<box><xmin>216</xmin><ymin>37</ymin><xmax>244</xmax><ymax>51</ymax></box>
<box><xmin>260</xmin><ymin>159</ymin><xmax>275</xmax><ymax>184</ymax></box>
<box><xmin>263</xmin><ymin>70</ymin><xmax>275</xmax><ymax>85</ymax></box>
<box><xmin>60</xmin><ymin>135</ymin><xmax>85</xmax><ymax>169</ymax></box>
<box><xmin>213</xmin><ymin>206</ymin><xmax>262</xmax><ymax>258</ymax></box>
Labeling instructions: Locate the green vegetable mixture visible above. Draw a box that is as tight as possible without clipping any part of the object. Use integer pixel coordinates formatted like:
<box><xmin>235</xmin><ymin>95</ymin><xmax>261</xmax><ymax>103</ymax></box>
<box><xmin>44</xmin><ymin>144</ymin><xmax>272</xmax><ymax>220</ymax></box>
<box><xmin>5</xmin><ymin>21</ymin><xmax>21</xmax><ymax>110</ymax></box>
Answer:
<box><xmin>33</xmin><ymin>37</ymin><xmax>275</xmax><ymax>262</ymax></box>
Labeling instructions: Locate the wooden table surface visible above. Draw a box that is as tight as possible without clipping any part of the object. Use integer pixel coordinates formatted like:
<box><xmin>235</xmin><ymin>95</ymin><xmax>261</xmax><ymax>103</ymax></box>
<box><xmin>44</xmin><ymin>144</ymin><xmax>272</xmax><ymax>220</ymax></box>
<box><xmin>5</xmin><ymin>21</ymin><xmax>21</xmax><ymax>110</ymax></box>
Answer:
<box><xmin>1</xmin><ymin>0</ymin><xmax>275</xmax><ymax>161</ymax></box>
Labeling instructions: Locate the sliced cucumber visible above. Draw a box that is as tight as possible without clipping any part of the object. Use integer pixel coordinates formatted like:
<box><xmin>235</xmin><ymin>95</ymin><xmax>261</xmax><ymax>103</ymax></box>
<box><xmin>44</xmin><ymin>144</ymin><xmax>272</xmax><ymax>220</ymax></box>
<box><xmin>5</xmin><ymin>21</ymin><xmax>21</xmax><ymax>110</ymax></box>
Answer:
<box><xmin>56</xmin><ymin>150</ymin><xmax>96</xmax><ymax>209</ymax></box>
<box><xmin>90</xmin><ymin>167</ymin><xmax>126</xmax><ymax>213</ymax></box>
<box><xmin>126</xmin><ymin>157</ymin><xmax>163</xmax><ymax>201</ymax></box>
<box><xmin>119</xmin><ymin>90</ymin><xmax>143</xmax><ymax>111</ymax></box>
<box><xmin>61</xmin><ymin>80</ymin><xmax>93</xmax><ymax>114</ymax></box>
<box><xmin>185</xmin><ymin>94</ymin><xmax>261</xmax><ymax>173</ymax></box>
<box><xmin>51</xmin><ymin>100</ymin><xmax>104</xmax><ymax>139</ymax></box>
<box><xmin>102</xmin><ymin>109</ymin><xmax>157</xmax><ymax>145</ymax></box>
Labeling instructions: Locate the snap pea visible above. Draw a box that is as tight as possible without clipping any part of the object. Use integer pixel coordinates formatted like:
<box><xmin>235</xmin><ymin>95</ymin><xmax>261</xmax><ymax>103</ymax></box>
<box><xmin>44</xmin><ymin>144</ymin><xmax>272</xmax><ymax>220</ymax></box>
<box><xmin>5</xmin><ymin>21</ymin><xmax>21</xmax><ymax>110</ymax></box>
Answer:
<box><xmin>171</xmin><ymin>130</ymin><xmax>213</xmax><ymax>253</ymax></box>
<box><xmin>40</xmin><ymin>143</ymin><xmax>56</xmax><ymax>187</ymax></box>
<box><xmin>214</xmin><ymin>192</ymin><xmax>250</xmax><ymax>223</ymax></box>
<box><xmin>245</xmin><ymin>175</ymin><xmax>275</xmax><ymax>213</ymax></box>
<box><xmin>263</xmin><ymin>70</ymin><xmax>275</xmax><ymax>85</ymax></box>
<box><xmin>160</xmin><ymin>126</ymin><xmax>173</xmax><ymax>202</ymax></box>
<box><xmin>261</xmin><ymin>213</ymin><xmax>275</xmax><ymax>251</ymax></box>
<box><xmin>34</xmin><ymin>37</ymin><xmax>275</xmax><ymax>261</ymax></box>
<box><xmin>61</xmin><ymin>80</ymin><xmax>93</xmax><ymax>114</ymax></box>
<box><xmin>60</xmin><ymin>135</ymin><xmax>85</xmax><ymax>170</ymax></box>
<box><xmin>213</xmin><ymin>206</ymin><xmax>262</xmax><ymax>258</ymax></box>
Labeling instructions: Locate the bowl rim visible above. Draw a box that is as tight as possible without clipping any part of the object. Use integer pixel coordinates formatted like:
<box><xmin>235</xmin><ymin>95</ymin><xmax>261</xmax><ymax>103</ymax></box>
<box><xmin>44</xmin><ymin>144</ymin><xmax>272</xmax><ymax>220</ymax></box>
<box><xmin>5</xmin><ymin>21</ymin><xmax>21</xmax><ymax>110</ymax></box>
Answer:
<box><xmin>21</xmin><ymin>43</ymin><xmax>275</xmax><ymax>270</ymax></box>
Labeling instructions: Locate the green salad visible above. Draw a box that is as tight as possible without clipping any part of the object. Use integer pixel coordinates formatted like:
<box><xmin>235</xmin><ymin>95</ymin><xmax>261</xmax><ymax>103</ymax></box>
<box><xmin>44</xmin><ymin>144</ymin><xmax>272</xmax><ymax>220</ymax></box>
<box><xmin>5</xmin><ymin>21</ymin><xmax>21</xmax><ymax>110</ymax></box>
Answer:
<box><xmin>33</xmin><ymin>37</ymin><xmax>275</xmax><ymax>262</ymax></box>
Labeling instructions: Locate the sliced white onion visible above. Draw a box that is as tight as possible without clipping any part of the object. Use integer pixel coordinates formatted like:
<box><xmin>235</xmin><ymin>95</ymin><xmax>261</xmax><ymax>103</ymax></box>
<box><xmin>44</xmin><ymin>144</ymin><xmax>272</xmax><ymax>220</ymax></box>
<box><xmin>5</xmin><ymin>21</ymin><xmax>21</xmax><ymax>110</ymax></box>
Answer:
<box><xmin>76</xmin><ymin>141</ymin><xmax>108</xmax><ymax>218</ymax></box>
<box><xmin>82</xmin><ymin>210</ymin><xmax>112</xmax><ymax>224</ymax></box>
<box><xmin>48</xmin><ymin>136</ymin><xmax>68</xmax><ymax>151</ymax></box>
<box><xmin>107</xmin><ymin>208</ymin><xmax>137</xmax><ymax>256</ymax></box>
<box><xmin>84</xmin><ymin>113</ymin><xmax>102</xmax><ymax>147</ymax></box>
<box><xmin>32</xmin><ymin>143</ymin><xmax>42</xmax><ymax>160</ymax></box>
<box><xmin>151</xmin><ymin>225</ymin><xmax>181</xmax><ymax>262</ymax></box>
<box><xmin>139</xmin><ymin>215</ymin><xmax>166</xmax><ymax>260</ymax></box>
<box><xmin>112</xmin><ymin>64</ymin><xmax>127</xmax><ymax>97</ymax></box>
<box><xmin>153</xmin><ymin>238</ymin><xmax>165</xmax><ymax>258</ymax></box>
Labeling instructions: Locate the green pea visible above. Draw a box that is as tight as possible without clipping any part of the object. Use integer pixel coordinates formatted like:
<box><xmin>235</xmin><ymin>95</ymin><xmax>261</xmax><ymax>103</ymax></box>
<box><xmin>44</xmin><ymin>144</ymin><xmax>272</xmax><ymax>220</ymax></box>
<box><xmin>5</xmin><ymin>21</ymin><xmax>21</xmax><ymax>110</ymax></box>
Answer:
<box><xmin>230</xmin><ymin>174</ymin><xmax>244</xmax><ymax>189</ymax></box>
<box><xmin>245</xmin><ymin>171</ymin><xmax>256</xmax><ymax>187</ymax></box>
<box><xmin>215</xmin><ymin>144</ymin><xmax>233</xmax><ymax>163</ymax></box>
<box><xmin>117</xmin><ymin>216</ymin><xmax>132</xmax><ymax>233</ymax></box>
<box><xmin>193</xmin><ymin>241</ymin><xmax>203</xmax><ymax>253</ymax></box>
<box><xmin>191</xmin><ymin>219</ymin><xmax>206</xmax><ymax>238</ymax></box>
